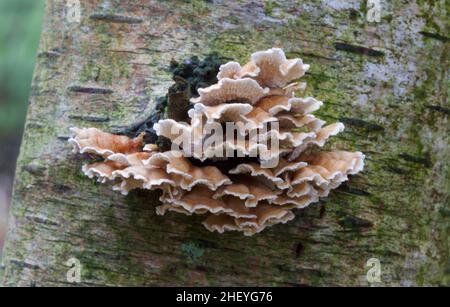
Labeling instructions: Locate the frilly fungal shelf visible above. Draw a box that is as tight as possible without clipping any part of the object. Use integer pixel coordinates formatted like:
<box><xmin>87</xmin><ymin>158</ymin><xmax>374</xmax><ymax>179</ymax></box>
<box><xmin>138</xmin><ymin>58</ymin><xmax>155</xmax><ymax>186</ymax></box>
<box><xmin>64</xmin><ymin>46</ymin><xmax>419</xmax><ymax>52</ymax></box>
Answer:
<box><xmin>69</xmin><ymin>48</ymin><xmax>364</xmax><ymax>236</ymax></box>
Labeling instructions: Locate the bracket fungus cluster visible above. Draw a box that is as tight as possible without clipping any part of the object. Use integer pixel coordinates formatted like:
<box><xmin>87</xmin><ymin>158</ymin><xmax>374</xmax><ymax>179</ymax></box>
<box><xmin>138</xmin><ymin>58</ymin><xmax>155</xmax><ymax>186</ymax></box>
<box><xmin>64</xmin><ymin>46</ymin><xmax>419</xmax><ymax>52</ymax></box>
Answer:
<box><xmin>69</xmin><ymin>48</ymin><xmax>364</xmax><ymax>236</ymax></box>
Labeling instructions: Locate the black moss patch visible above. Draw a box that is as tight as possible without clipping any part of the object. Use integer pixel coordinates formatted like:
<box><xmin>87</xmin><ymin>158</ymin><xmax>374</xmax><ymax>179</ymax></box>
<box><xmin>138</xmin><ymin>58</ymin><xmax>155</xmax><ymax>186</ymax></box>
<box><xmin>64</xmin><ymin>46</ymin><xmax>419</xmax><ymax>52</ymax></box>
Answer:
<box><xmin>169</xmin><ymin>52</ymin><xmax>223</xmax><ymax>97</ymax></box>
<box><xmin>123</xmin><ymin>53</ymin><xmax>224</xmax><ymax>150</ymax></box>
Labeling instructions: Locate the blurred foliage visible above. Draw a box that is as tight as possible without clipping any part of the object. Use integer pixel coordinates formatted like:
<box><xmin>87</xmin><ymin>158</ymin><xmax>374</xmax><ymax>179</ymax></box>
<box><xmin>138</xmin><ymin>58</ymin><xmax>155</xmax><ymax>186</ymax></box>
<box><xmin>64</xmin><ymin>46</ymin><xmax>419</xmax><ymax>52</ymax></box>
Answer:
<box><xmin>0</xmin><ymin>0</ymin><xmax>45</xmax><ymax>136</ymax></box>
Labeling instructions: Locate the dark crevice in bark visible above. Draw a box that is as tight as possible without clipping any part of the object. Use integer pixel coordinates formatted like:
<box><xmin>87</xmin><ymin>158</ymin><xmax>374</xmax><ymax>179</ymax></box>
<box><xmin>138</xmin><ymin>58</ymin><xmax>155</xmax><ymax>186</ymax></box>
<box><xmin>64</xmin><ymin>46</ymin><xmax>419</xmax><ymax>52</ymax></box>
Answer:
<box><xmin>337</xmin><ymin>215</ymin><xmax>373</xmax><ymax>230</ymax></box>
<box><xmin>339</xmin><ymin>117</ymin><xmax>385</xmax><ymax>132</ymax></box>
<box><xmin>89</xmin><ymin>13</ymin><xmax>143</xmax><ymax>24</ymax></box>
<box><xmin>333</xmin><ymin>42</ymin><xmax>385</xmax><ymax>57</ymax></box>
<box><xmin>68</xmin><ymin>115</ymin><xmax>110</xmax><ymax>123</ymax></box>
<box><xmin>419</xmin><ymin>31</ymin><xmax>450</xmax><ymax>42</ymax></box>
<box><xmin>425</xmin><ymin>104</ymin><xmax>450</xmax><ymax>115</ymax></box>
<box><xmin>67</xmin><ymin>85</ymin><xmax>114</xmax><ymax>94</ymax></box>
<box><xmin>398</xmin><ymin>153</ymin><xmax>432</xmax><ymax>168</ymax></box>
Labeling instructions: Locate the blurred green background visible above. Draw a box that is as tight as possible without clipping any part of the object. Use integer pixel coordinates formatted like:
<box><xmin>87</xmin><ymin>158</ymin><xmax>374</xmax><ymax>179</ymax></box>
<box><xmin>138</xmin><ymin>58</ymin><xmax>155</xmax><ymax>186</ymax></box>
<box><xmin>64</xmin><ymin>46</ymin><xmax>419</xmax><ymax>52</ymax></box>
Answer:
<box><xmin>0</xmin><ymin>0</ymin><xmax>45</xmax><ymax>254</ymax></box>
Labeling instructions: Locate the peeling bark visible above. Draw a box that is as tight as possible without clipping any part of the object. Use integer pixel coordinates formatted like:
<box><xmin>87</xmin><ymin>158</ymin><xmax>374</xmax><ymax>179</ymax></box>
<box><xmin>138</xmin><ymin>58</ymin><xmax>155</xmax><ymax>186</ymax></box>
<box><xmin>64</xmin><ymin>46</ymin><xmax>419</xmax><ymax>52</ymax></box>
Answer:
<box><xmin>0</xmin><ymin>0</ymin><xmax>448</xmax><ymax>286</ymax></box>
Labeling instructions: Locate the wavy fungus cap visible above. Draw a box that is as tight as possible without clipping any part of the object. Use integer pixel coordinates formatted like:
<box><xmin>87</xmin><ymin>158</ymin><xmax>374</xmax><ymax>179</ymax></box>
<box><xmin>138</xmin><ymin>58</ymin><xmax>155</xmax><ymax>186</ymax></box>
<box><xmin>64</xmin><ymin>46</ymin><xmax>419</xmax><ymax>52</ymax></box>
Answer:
<box><xmin>69</xmin><ymin>48</ymin><xmax>365</xmax><ymax>235</ymax></box>
<box><xmin>190</xmin><ymin>78</ymin><xmax>270</xmax><ymax>106</ymax></box>
<box><xmin>217</xmin><ymin>48</ymin><xmax>310</xmax><ymax>88</ymax></box>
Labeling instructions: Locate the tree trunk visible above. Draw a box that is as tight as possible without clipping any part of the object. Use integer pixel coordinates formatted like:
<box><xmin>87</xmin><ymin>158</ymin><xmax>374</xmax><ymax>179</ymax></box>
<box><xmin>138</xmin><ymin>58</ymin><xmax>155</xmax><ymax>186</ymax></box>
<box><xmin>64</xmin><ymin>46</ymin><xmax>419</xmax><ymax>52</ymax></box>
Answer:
<box><xmin>0</xmin><ymin>0</ymin><xmax>448</xmax><ymax>287</ymax></box>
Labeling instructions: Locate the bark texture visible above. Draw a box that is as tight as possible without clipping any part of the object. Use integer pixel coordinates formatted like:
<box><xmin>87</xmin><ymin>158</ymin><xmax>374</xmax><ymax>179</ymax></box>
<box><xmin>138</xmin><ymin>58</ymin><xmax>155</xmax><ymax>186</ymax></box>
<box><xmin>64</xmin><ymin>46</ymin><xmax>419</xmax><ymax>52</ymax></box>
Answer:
<box><xmin>0</xmin><ymin>0</ymin><xmax>448</xmax><ymax>286</ymax></box>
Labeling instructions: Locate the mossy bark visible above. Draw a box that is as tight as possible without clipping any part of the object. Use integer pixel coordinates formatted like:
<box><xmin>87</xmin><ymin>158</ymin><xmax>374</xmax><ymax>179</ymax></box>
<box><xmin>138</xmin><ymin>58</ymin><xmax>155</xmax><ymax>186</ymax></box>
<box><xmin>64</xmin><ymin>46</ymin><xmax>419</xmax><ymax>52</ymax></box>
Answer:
<box><xmin>0</xmin><ymin>0</ymin><xmax>448</xmax><ymax>286</ymax></box>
